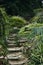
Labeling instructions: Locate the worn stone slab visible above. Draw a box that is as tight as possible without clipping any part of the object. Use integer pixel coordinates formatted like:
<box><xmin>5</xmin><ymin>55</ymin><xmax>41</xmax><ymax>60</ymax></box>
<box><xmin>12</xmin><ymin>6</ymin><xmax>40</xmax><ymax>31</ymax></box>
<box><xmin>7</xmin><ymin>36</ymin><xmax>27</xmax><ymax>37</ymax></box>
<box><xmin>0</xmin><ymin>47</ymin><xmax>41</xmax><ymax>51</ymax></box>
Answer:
<box><xmin>6</xmin><ymin>40</ymin><xmax>16</xmax><ymax>44</ymax></box>
<box><xmin>0</xmin><ymin>56</ymin><xmax>4</xmax><ymax>59</ymax></box>
<box><xmin>7</xmin><ymin>47</ymin><xmax>23</xmax><ymax>52</ymax></box>
<box><xmin>9</xmin><ymin>58</ymin><xmax>28</xmax><ymax>65</ymax></box>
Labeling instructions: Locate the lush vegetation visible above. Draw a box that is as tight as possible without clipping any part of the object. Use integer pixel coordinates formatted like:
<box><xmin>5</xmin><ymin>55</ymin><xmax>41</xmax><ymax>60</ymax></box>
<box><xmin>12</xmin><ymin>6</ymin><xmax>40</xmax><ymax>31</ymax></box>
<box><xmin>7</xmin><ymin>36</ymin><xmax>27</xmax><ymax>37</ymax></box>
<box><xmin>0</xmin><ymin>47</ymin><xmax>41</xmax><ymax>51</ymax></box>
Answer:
<box><xmin>0</xmin><ymin>0</ymin><xmax>43</xmax><ymax>65</ymax></box>
<box><xmin>19</xmin><ymin>23</ymin><xmax>43</xmax><ymax>65</ymax></box>
<box><xmin>0</xmin><ymin>0</ymin><xmax>42</xmax><ymax>20</ymax></box>
<box><xmin>29</xmin><ymin>8</ymin><xmax>43</xmax><ymax>23</ymax></box>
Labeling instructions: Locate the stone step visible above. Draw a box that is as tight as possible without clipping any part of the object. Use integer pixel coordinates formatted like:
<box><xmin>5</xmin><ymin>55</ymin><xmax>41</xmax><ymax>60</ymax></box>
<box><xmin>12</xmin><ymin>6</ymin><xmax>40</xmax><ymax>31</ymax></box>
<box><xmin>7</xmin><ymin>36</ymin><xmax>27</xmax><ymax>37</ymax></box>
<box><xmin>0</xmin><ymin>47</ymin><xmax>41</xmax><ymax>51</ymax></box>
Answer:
<box><xmin>7</xmin><ymin>43</ymin><xmax>16</xmax><ymax>47</ymax></box>
<box><xmin>8</xmin><ymin>58</ymin><xmax>27</xmax><ymax>65</ymax></box>
<box><xmin>7</xmin><ymin>52</ymin><xmax>22</xmax><ymax>57</ymax></box>
<box><xmin>7</xmin><ymin>36</ymin><xmax>16</xmax><ymax>40</ymax></box>
<box><xmin>21</xmin><ymin>37</ymin><xmax>27</xmax><ymax>40</ymax></box>
<box><xmin>6</xmin><ymin>40</ymin><xmax>16</xmax><ymax>44</ymax></box>
<box><xmin>13</xmin><ymin>27</ymin><xmax>20</xmax><ymax>30</ymax></box>
<box><xmin>18</xmin><ymin>39</ymin><xmax>27</xmax><ymax>43</ymax></box>
<box><xmin>8</xmin><ymin>34</ymin><xmax>17</xmax><ymax>38</ymax></box>
<box><xmin>7</xmin><ymin>54</ymin><xmax>25</xmax><ymax>60</ymax></box>
<box><xmin>7</xmin><ymin>38</ymin><xmax>15</xmax><ymax>41</ymax></box>
<box><xmin>11</xmin><ymin>34</ymin><xmax>17</xmax><ymax>37</ymax></box>
<box><xmin>6</xmin><ymin>36</ymin><xmax>14</xmax><ymax>40</ymax></box>
<box><xmin>6</xmin><ymin>39</ymin><xmax>27</xmax><ymax>44</ymax></box>
<box><xmin>7</xmin><ymin>43</ymin><xmax>22</xmax><ymax>47</ymax></box>
<box><xmin>0</xmin><ymin>45</ymin><xmax>2</xmax><ymax>48</ymax></box>
<box><xmin>0</xmin><ymin>56</ymin><xmax>4</xmax><ymax>59</ymax></box>
<box><xmin>7</xmin><ymin>47</ymin><xmax>23</xmax><ymax>52</ymax></box>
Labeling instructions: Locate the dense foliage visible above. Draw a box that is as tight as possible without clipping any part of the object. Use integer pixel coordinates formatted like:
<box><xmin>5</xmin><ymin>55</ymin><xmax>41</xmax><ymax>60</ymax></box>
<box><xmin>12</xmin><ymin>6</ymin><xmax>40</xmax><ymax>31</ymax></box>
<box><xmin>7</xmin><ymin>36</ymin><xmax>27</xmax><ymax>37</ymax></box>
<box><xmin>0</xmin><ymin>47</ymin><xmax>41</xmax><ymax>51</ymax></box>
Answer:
<box><xmin>29</xmin><ymin>8</ymin><xmax>43</xmax><ymax>23</ymax></box>
<box><xmin>9</xmin><ymin>16</ymin><xmax>26</xmax><ymax>27</ymax></box>
<box><xmin>0</xmin><ymin>0</ymin><xmax>42</xmax><ymax>20</ymax></box>
<box><xmin>0</xmin><ymin>0</ymin><xmax>43</xmax><ymax>65</ymax></box>
<box><xmin>19</xmin><ymin>23</ymin><xmax>43</xmax><ymax>65</ymax></box>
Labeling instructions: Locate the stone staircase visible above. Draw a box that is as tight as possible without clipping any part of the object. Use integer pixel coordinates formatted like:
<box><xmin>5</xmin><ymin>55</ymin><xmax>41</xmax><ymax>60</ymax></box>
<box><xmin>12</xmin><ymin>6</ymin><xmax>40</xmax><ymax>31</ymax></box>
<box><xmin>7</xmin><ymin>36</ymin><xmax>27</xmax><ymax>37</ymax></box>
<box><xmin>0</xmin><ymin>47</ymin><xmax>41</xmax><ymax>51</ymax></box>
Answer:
<box><xmin>0</xmin><ymin>45</ymin><xmax>4</xmax><ymax>65</ymax></box>
<box><xmin>6</xmin><ymin>27</ymin><xmax>28</xmax><ymax>65</ymax></box>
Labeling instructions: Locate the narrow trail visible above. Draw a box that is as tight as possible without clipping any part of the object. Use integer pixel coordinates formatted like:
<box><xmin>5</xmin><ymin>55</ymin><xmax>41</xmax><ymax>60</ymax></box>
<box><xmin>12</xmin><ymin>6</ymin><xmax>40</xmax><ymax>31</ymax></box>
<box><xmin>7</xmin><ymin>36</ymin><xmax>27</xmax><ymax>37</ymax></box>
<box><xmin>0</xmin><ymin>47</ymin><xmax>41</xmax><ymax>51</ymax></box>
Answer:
<box><xmin>6</xmin><ymin>27</ymin><xmax>28</xmax><ymax>65</ymax></box>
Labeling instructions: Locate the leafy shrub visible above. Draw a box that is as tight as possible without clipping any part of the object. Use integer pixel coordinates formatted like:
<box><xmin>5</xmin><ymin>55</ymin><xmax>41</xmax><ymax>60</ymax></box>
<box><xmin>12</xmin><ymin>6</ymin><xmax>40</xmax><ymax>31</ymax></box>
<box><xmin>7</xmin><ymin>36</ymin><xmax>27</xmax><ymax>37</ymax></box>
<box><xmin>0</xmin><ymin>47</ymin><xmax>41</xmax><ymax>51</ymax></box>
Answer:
<box><xmin>30</xmin><ymin>35</ymin><xmax>43</xmax><ymax>65</ymax></box>
<box><xmin>19</xmin><ymin>23</ymin><xmax>43</xmax><ymax>65</ymax></box>
<box><xmin>19</xmin><ymin>23</ymin><xmax>43</xmax><ymax>37</ymax></box>
<box><xmin>0</xmin><ymin>7</ymin><xmax>9</xmax><ymax>56</ymax></box>
<box><xmin>29</xmin><ymin>8</ymin><xmax>43</xmax><ymax>23</ymax></box>
<box><xmin>9</xmin><ymin>16</ymin><xmax>26</xmax><ymax>27</ymax></box>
